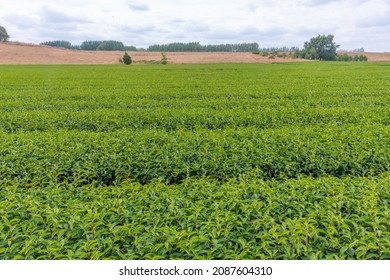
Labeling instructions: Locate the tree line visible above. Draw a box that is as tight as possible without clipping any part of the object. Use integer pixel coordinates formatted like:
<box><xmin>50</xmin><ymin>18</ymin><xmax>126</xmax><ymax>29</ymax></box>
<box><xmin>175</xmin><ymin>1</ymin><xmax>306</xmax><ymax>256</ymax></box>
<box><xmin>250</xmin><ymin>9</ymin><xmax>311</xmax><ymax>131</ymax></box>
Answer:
<box><xmin>40</xmin><ymin>40</ymin><xmax>138</xmax><ymax>51</ymax></box>
<box><xmin>147</xmin><ymin>42</ymin><xmax>262</xmax><ymax>52</ymax></box>
<box><xmin>147</xmin><ymin>42</ymin><xmax>300</xmax><ymax>52</ymax></box>
<box><xmin>39</xmin><ymin>40</ymin><xmax>299</xmax><ymax>53</ymax></box>
<box><xmin>34</xmin><ymin>36</ymin><xmax>370</xmax><ymax>62</ymax></box>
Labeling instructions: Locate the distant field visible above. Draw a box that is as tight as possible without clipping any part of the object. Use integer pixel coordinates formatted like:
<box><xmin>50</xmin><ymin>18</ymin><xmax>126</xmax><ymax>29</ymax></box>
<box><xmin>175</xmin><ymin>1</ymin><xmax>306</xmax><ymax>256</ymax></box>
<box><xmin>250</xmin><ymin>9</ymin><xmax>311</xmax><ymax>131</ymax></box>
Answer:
<box><xmin>0</xmin><ymin>63</ymin><xmax>389</xmax><ymax>259</ymax></box>
<box><xmin>0</xmin><ymin>42</ymin><xmax>293</xmax><ymax>64</ymax></box>
<box><xmin>1</xmin><ymin>42</ymin><xmax>390</xmax><ymax>64</ymax></box>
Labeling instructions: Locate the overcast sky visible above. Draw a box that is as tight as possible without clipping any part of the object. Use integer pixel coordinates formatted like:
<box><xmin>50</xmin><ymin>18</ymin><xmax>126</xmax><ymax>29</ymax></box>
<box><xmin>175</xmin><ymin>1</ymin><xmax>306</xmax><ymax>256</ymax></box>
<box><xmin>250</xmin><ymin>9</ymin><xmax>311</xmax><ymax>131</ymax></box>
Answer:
<box><xmin>1</xmin><ymin>0</ymin><xmax>389</xmax><ymax>51</ymax></box>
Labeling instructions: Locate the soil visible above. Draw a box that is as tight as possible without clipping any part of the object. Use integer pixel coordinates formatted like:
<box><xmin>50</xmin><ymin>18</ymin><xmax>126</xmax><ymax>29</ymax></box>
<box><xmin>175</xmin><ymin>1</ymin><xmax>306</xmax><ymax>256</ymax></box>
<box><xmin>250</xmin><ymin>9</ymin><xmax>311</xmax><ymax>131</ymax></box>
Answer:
<box><xmin>1</xmin><ymin>42</ymin><xmax>389</xmax><ymax>64</ymax></box>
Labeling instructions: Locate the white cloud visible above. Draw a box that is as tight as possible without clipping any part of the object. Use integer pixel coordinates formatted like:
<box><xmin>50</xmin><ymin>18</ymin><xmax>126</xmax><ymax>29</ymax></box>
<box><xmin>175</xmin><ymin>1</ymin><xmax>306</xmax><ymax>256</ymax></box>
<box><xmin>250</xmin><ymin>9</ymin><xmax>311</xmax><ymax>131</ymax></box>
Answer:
<box><xmin>0</xmin><ymin>0</ymin><xmax>389</xmax><ymax>51</ymax></box>
<box><xmin>304</xmin><ymin>0</ymin><xmax>338</xmax><ymax>6</ymax></box>
<box><xmin>128</xmin><ymin>1</ymin><xmax>149</xmax><ymax>11</ymax></box>
<box><xmin>356</xmin><ymin>11</ymin><xmax>390</xmax><ymax>28</ymax></box>
<box><xmin>3</xmin><ymin>14</ymin><xmax>38</xmax><ymax>30</ymax></box>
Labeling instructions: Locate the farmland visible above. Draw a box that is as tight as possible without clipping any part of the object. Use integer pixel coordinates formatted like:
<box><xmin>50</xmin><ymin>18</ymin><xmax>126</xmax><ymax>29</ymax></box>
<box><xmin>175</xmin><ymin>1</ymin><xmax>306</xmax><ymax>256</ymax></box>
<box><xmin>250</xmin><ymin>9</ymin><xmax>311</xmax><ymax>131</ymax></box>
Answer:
<box><xmin>0</xmin><ymin>63</ymin><xmax>389</xmax><ymax>259</ymax></box>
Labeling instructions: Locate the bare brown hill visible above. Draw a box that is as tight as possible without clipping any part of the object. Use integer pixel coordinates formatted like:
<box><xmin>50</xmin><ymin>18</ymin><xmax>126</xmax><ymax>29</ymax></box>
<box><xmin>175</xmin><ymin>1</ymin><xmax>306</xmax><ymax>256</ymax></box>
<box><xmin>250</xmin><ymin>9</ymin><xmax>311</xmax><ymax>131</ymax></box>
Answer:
<box><xmin>0</xmin><ymin>42</ymin><xmax>302</xmax><ymax>64</ymax></box>
<box><xmin>1</xmin><ymin>42</ymin><xmax>389</xmax><ymax>64</ymax></box>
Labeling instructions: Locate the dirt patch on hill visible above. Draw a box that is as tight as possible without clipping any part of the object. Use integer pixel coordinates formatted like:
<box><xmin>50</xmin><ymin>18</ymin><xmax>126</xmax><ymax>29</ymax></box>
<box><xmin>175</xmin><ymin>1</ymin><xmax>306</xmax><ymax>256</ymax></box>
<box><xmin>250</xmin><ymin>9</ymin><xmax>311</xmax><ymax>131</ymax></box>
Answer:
<box><xmin>1</xmin><ymin>42</ymin><xmax>389</xmax><ymax>64</ymax></box>
<box><xmin>0</xmin><ymin>42</ymin><xmax>301</xmax><ymax>64</ymax></box>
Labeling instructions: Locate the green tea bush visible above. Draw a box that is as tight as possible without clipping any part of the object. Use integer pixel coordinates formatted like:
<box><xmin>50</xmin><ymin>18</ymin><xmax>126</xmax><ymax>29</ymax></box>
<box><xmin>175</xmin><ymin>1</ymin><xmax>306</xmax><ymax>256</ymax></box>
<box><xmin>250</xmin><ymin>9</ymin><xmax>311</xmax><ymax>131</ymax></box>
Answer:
<box><xmin>0</xmin><ymin>63</ymin><xmax>388</xmax><ymax>259</ymax></box>
<box><xmin>0</xmin><ymin>174</ymin><xmax>388</xmax><ymax>259</ymax></box>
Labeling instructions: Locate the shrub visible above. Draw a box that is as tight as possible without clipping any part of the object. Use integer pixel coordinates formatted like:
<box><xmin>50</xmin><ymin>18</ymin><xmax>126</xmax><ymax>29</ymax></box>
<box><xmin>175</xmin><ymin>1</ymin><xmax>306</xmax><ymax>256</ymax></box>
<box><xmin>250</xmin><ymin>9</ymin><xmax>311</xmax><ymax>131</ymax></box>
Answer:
<box><xmin>336</xmin><ymin>53</ymin><xmax>368</xmax><ymax>62</ymax></box>
<box><xmin>161</xmin><ymin>52</ymin><xmax>168</xmax><ymax>65</ymax></box>
<box><xmin>337</xmin><ymin>53</ymin><xmax>350</xmax><ymax>61</ymax></box>
<box><xmin>122</xmin><ymin>52</ymin><xmax>132</xmax><ymax>65</ymax></box>
<box><xmin>293</xmin><ymin>50</ymin><xmax>303</xmax><ymax>58</ymax></box>
<box><xmin>359</xmin><ymin>55</ymin><xmax>368</xmax><ymax>62</ymax></box>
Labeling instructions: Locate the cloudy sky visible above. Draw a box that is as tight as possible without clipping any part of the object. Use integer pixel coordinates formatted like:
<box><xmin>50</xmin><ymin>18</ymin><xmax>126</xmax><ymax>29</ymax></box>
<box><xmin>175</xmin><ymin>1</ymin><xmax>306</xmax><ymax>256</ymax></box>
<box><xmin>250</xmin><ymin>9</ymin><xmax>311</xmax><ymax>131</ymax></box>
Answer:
<box><xmin>1</xmin><ymin>0</ymin><xmax>389</xmax><ymax>51</ymax></box>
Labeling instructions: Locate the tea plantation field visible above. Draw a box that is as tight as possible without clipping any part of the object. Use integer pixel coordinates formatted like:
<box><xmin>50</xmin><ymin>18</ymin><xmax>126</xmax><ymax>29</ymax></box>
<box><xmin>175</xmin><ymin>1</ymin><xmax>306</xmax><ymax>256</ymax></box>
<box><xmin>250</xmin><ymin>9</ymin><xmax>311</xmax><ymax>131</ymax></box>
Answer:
<box><xmin>0</xmin><ymin>63</ymin><xmax>389</xmax><ymax>259</ymax></box>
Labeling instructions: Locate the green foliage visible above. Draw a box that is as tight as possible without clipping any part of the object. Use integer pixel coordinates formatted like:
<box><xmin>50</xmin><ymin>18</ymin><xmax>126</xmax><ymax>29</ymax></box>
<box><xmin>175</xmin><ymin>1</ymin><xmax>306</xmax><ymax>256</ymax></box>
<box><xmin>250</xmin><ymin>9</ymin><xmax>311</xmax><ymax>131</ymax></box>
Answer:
<box><xmin>0</xmin><ymin>63</ymin><xmax>389</xmax><ymax>259</ymax></box>
<box><xmin>122</xmin><ymin>52</ymin><xmax>132</xmax><ymax>65</ymax></box>
<box><xmin>337</xmin><ymin>53</ymin><xmax>353</xmax><ymax>62</ymax></box>
<box><xmin>80</xmin><ymin>40</ymin><xmax>103</xmax><ymax>50</ymax></box>
<box><xmin>40</xmin><ymin>40</ymin><xmax>74</xmax><ymax>49</ymax></box>
<box><xmin>337</xmin><ymin>53</ymin><xmax>368</xmax><ymax>62</ymax></box>
<box><xmin>161</xmin><ymin>52</ymin><xmax>168</xmax><ymax>65</ymax></box>
<box><xmin>148</xmin><ymin>43</ymin><xmax>297</xmax><ymax>53</ymax></box>
<box><xmin>124</xmin><ymin>45</ymin><xmax>138</xmax><ymax>51</ymax></box>
<box><xmin>96</xmin><ymin>40</ymin><xmax>125</xmax><ymax>51</ymax></box>
<box><xmin>0</xmin><ymin>174</ymin><xmax>388</xmax><ymax>259</ymax></box>
<box><xmin>79</xmin><ymin>41</ymin><xmax>137</xmax><ymax>51</ymax></box>
<box><xmin>295</xmin><ymin>34</ymin><xmax>339</xmax><ymax>61</ymax></box>
<box><xmin>0</xmin><ymin>25</ymin><xmax>9</xmax><ymax>42</ymax></box>
<box><xmin>147</xmin><ymin>42</ymin><xmax>260</xmax><ymax>52</ymax></box>
<box><xmin>359</xmin><ymin>54</ymin><xmax>368</xmax><ymax>62</ymax></box>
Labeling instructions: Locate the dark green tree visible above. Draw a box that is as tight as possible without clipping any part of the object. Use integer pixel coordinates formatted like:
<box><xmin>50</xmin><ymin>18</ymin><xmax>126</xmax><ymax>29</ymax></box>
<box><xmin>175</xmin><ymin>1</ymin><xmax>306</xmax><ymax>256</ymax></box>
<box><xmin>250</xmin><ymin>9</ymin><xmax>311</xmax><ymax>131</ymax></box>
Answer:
<box><xmin>303</xmin><ymin>34</ymin><xmax>339</xmax><ymax>61</ymax></box>
<box><xmin>97</xmin><ymin>40</ymin><xmax>125</xmax><ymax>51</ymax></box>
<box><xmin>0</xmin><ymin>25</ymin><xmax>10</xmax><ymax>42</ymax></box>
<box><xmin>122</xmin><ymin>52</ymin><xmax>132</xmax><ymax>64</ymax></box>
<box><xmin>124</xmin><ymin>45</ymin><xmax>138</xmax><ymax>51</ymax></box>
<box><xmin>359</xmin><ymin>54</ymin><xmax>368</xmax><ymax>62</ymax></box>
<box><xmin>40</xmin><ymin>40</ymin><xmax>73</xmax><ymax>49</ymax></box>
<box><xmin>80</xmin><ymin>40</ymin><xmax>103</xmax><ymax>50</ymax></box>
